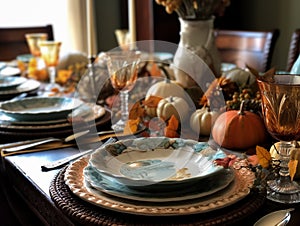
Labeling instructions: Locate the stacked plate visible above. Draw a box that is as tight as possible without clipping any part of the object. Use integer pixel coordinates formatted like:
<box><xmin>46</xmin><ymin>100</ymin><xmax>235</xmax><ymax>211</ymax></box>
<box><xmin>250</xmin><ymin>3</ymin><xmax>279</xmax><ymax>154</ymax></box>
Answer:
<box><xmin>0</xmin><ymin>76</ymin><xmax>40</xmax><ymax>100</ymax></box>
<box><xmin>0</xmin><ymin>96</ymin><xmax>109</xmax><ymax>141</ymax></box>
<box><xmin>64</xmin><ymin>137</ymin><xmax>256</xmax><ymax>216</ymax></box>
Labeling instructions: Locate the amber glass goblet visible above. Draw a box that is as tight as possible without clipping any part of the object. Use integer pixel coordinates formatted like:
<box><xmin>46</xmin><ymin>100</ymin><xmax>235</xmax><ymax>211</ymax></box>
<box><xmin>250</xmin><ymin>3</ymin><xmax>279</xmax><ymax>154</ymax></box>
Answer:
<box><xmin>257</xmin><ymin>74</ymin><xmax>300</xmax><ymax>203</ymax></box>
<box><xmin>106</xmin><ymin>50</ymin><xmax>141</xmax><ymax>132</ymax></box>
<box><xmin>39</xmin><ymin>41</ymin><xmax>62</xmax><ymax>90</ymax></box>
<box><xmin>25</xmin><ymin>33</ymin><xmax>48</xmax><ymax>58</ymax></box>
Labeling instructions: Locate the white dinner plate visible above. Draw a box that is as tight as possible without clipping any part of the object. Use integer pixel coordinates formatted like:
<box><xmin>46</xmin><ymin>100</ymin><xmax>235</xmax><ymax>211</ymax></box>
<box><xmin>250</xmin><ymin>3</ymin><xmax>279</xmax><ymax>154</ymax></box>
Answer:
<box><xmin>0</xmin><ymin>66</ymin><xmax>21</xmax><ymax>77</ymax></box>
<box><xmin>0</xmin><ymin>96</ymin><xmax>83</xmax><ymax>121</ymax></box>
<box><xmin>0</xmin><ymin>76</ymin><xmax>27</xmax><ymax>90</ymax></box>
<box><xmin>89</xmin><ymin>137</ymin><xmax>226</xmax><ymax>190</ymax></box>
<box><xmin>0</xmin><ymin>103</ymin><xmax>105</xmax><ymax>127</ymax></box>
<box><xmin>84</xmin><ymin>165</ymin><xmax>233</xmax><ymax>202</ymax></box>
<box><xmin>0</xmin><ymin>79</ymin><xmax>40</xmax><ymax>99</ymax></box>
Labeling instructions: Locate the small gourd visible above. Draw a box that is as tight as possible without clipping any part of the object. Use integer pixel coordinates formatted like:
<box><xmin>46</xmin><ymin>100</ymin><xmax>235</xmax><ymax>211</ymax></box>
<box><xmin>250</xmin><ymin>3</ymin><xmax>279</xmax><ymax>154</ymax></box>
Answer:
<box><xmin>145</xmin><ymin>78</ymin><xmax>188</xmax><ymax>102</ymax></box>
<box><xmin>189</xmin><ymin>106</ymin><xmax>219</xmax><ymax>136</ymax></box>
<box><xmin>212</xmin><ymin>101</ymin><xmax>267</xmax><ymax>150</ymax></box>
<box><xmin>157</xmin><ymin>96</ymin><xmax>189</xmax><ymax>122</ymax></box>
<box><xmin>223</xmin><ymin>68</ymin><xmax>256</xmax><ymax>86</ymax></box>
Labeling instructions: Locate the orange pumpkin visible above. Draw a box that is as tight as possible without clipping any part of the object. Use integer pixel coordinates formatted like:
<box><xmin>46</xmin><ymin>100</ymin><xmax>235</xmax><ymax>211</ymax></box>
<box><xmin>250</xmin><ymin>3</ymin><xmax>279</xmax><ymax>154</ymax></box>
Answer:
<box><xmin>212</xmin><ymin>101</ymin><xmax>267</xmax><ymax>150</ymax></box>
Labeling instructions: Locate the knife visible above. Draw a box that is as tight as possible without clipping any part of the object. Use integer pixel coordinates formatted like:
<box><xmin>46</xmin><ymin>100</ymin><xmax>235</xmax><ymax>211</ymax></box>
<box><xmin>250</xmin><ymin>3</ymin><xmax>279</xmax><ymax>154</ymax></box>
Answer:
<box><xmin>41</xmin><ymin>137</ymin><xmax>116</xmax><ymax>171</ymax></box>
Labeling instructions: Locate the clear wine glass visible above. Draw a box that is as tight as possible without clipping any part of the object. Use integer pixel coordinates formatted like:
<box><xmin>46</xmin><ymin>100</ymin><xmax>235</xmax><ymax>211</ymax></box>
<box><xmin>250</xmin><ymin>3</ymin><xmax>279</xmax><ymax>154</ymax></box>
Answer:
<box><xmin>39</xmin><ymin>41</ymin><xmax>62</xmax><ymax>91</ymax></box>
<box><xmin>106</xmin><ymin>50</ymin><xmax>141</xmax><ymax>132</ymax></box>
<box><xmin>257</xmin><ymin>74</ymin><xmax>300</xmax><ymax>203</ymax></box>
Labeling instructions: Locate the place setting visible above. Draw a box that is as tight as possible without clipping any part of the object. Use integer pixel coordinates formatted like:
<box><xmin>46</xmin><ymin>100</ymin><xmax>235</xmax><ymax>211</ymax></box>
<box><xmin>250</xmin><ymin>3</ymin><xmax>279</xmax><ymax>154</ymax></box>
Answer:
<box><xmin>0</xmin><ymin>95</ymin><xmax>110</xmax><ymax>142</ymax></box>
<box><xmin>0</xmin><ymin>75</ymin><xmax>40</xmax><ymax>101</ymax></box>
<box><xmin>46</xmin><ymin>135</ymin><xmax>264</xmax><ymax>225</ymax></box>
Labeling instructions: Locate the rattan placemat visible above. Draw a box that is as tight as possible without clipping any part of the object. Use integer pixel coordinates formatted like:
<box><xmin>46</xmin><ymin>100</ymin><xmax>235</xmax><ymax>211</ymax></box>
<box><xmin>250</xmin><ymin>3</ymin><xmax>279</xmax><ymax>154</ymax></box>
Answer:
<box><xmin>49</xmin><ymin>167</ymin><xmax>266</xmax><ymax>226</ymax></box>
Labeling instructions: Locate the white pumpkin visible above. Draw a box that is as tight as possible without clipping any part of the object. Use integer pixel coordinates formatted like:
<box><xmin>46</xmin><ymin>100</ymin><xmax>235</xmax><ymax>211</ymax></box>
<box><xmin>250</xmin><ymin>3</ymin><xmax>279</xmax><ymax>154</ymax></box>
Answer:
<box><xmin>157</xmin><ymin>96</ymin><xmax>189</xmax><ymax>122</ymax></box>
<box><xmin>189</xmin><ymin>107</ymin><xmax>219</xmax><ymax>136</ymax></box>
<box><xmin>145</xmin><ymin>79</ymin><xmax>188</xmax><ymax>101</ymax></box>
<box><xmin>223</xmin><ymin>68</ymin><xmax>256</xmax><ymax>86</ymax></box>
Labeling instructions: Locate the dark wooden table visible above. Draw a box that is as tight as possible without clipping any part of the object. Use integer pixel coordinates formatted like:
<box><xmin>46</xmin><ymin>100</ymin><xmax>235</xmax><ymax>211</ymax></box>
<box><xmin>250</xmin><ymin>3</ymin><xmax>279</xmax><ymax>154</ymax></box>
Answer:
<box><xmin>1</xmin><ymin>145</ymin><xmax>300</xmax><ymax>226</ymax></box>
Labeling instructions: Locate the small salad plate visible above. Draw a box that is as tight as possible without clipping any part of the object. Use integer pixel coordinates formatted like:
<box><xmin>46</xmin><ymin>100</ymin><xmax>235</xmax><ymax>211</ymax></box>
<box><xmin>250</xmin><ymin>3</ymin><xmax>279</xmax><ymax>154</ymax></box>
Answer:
<box><xmin>0</xmin><ymin>96</ymin><xmax>83</xmax><ymax>121</ymax></box>
<box><xmin>0</xmin><ymin>76</ymin><xmax>27</xmax><ymax>90</ymax></box>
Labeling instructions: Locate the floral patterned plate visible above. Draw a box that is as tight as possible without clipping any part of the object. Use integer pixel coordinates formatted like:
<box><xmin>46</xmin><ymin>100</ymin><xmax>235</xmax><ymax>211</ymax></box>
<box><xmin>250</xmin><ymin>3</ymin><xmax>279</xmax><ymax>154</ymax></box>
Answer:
<box><xmin>64</xmin><ymin>156</ymin><xmax>255</xmax><ymax>216</ymax></box>
<box><xmin>89</xmin><ymin>137</ymin><xmax>226</xmax><ymax>190</ymax></box>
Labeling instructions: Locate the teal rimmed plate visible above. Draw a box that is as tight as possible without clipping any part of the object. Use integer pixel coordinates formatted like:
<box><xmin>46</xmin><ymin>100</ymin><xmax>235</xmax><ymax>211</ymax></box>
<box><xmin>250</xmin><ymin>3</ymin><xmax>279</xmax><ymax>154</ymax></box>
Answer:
<box><xmin>89</xmin><ymin>137</ymin><xmax>226</xmax><ymax>190</ymax></box>
<box><xmin>0</xmin><ymin>96</ymin><xmax>83</xmax><ymax>121</ymax></box>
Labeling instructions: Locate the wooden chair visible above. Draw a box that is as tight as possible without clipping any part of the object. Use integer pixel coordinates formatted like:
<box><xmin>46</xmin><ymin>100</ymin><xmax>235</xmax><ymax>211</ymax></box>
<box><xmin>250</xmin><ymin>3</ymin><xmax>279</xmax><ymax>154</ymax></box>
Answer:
<box><xmin>286</xmin><ymin>29</ymin><xmax>300</xmax><ymax>72</ymax></box>
<box><xmin>214</xmin><ymin>29</ymin><xmax>280</xmax><ymax>72</ymax></box>
<box><xmin>0</xmin><ymin>24</ymin><xmax>54</xmax><ymax>61</ymax></box>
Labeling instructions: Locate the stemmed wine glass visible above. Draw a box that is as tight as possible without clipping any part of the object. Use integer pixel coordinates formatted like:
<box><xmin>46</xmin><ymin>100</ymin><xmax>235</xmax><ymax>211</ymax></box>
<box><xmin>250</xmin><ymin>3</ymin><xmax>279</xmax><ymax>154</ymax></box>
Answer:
<box><xmin>257</xmin><ymin>74</ymin><xmax>300</xmax><ymax>203</ymax></box>
<box><xmin>106</xmin><ymin>50</ymin><xmax>141</xmax><ymax>132</ymax></box>
<box><xmin>39</xmin><ymin>41</ymin><xmax>62</xmax><ymax>91</ymax></box>
<box><xmin>25</xmin><ymin>33</ymin><xmax>48</xmax><ymax>58</ymax></box>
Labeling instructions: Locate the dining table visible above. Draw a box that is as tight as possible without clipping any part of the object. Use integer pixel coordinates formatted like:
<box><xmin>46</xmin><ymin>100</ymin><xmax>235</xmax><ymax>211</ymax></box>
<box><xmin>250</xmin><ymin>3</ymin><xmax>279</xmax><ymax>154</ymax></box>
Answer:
<box><xmin>0</xmin><ymin>136</ymin><xmax>300</xmax><ymax>226</ymax></box>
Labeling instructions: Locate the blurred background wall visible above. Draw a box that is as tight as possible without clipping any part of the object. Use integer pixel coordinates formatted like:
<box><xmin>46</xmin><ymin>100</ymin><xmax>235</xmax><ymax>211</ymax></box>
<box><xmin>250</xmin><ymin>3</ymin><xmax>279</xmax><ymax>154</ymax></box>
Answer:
<box><xmin>95</xmin><ymin>0</ymin><xmax>300</xmax><ymax>71</ymax></box>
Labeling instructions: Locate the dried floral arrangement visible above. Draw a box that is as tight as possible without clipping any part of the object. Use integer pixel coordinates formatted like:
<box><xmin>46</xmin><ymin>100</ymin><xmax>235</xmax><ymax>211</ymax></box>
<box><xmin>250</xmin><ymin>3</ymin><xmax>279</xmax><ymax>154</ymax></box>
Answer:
<box><xmin>155</xmin><ymin>0</ymin><xmax>231</xmax><ymax>20</ymax></box>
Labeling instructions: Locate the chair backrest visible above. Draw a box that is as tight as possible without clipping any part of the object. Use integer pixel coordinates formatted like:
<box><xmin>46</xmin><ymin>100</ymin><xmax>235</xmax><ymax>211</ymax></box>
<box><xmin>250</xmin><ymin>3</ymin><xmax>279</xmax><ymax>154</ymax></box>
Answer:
<box><xmin>286</xmin><ymin>29</ymin><xmax>300</xmax><ymax>72</ymax></box>
<box><xmin>0</xmin><ymin>24</ymin><xmax>54</xmax><ymax>61</ymax></box>
<box><xmin>214</xmin><ymin>29</ymin><xmax>280</xmax><ymax>72</ymax></box>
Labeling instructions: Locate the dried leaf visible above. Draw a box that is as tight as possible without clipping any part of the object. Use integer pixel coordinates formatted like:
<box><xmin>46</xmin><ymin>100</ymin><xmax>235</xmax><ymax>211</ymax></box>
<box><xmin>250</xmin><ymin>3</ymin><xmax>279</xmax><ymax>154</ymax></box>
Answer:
<box><xmin>167</xmin><ymin>114</ymin><xmax>179</xmax><ymax>131</ymax></box>
<box><xmin>150</xmin><ymin>63</ymin><xmax>162</xmax><ymax>77</ymax></box>
<box><xmin>164</xmin><ymin>115</ymin><xmax>179</xmax><ymax>138</ymax></box>
<box><xmin>144</xmin><ymin>95</ymin><xmax>163</xmax><ymax>108</ymax></box>
<box><xmin>256</xmin><ymin>145</ymin><xmax>271</xmax><ymax>168</ymax></box>
<box><xmin>129</xmin><ymin>102</ymin><xmax>145</xmax><ymax>120</ymax></box>
<box><xmin>124</xmin><ymin>118</ymin><xmax>140</xmax><ymax>134</ymax></box>
<box><xmin>288</xmin><ymin>159</ymin><xmax>298</xmax><ymax>181</ymax></box>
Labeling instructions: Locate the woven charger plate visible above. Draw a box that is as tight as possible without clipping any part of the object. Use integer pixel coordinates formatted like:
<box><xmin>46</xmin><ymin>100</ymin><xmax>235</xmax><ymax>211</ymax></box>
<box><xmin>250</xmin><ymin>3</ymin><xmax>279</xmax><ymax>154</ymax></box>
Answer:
<box><xmin>49</xmin><ymin>156</ymin><xmax>265</xmax><ymax>225</ymax></box>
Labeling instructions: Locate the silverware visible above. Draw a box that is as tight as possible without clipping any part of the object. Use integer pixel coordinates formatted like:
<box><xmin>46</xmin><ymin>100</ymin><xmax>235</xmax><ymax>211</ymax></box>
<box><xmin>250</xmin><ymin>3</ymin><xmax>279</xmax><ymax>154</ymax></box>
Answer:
<box><xmin>1</xmin><ymin>130</ymin><xmax>90</xmax><ymax>154</ymax></box>
<box><xmin>254</xmin><ymin>208</ymin><xmax>294</xmax><ymax>226</ymax></box>
<box><xmin>275</xmin><ymin>208</ymin><xmax>293</xmax><ymax>226</ymax></box>
<box><xmin>41</xmin><ymin>137</ymin><xmax>116</xmax><ymax>171</ymax></box>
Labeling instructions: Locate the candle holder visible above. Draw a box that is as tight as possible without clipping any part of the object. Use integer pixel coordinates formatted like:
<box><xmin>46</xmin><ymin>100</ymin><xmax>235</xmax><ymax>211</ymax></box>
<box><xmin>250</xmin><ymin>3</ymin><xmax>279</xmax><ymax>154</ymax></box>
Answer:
<box><xmin>85</xmin><ymin>56</ymin><xmax>97</xmax><ymax>103</ymax></box>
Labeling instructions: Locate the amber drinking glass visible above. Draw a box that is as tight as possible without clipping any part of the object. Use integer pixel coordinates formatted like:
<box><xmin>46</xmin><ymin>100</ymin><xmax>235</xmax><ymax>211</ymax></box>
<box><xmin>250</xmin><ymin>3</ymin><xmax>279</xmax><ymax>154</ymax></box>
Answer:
<box><xmin>257</xmin><ymin>74</ymin><xmax>300</xmax><ymax>203</ymax></box>
<box><xmin>106</xmin><ymin>50</ymin><xmax>141</xmax><ymax>131</ymax></box>
<box><xmin>39</xmin><ymin>41</ymin><xmax>62</xmax><ymax>90</ymax></box>
<box><xmin>25</xmin><ymin>33</ymin><xmax>48</xmax><ymax>58</ymax></box>
<box><xmin>114</xmin><ymin>29</ymin><xmax>130</xmax><ymax>51</ymax></box>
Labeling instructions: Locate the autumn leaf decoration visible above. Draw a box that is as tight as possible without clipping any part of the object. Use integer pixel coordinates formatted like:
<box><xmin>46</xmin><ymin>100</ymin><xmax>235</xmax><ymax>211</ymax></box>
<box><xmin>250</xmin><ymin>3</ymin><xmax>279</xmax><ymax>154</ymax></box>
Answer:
<box><xmin>129</xmin><ymin>101</ymin><xmax>145</xmax><ymax>120</ymax></box>
<box><xmin>164</xmin><ymin>115</ymin><xmax>179</xmax><ymax>138</ymax></box>
<box><xmin>289</xmin><ymin>146</ymin><xmax>300</xmax><ymax>181</ymax></box>
<box><xmin>124</xmin><ymin>117</ymin><xmax>140</xmax><ymax>135</ymax></box>
<box><xmin>144</xmin><ymin>95</ymin><xmax>163</xmax><ymax>108</ymax></box>
<box><xmin>256</xmin><ymin>146</ymin><xmax>271</xmax><ymax>168</ymax></box>
<box><xmin>256</xmin><ymin>145</ymin><xmax>298</xmax><ymax>181</ymax></box>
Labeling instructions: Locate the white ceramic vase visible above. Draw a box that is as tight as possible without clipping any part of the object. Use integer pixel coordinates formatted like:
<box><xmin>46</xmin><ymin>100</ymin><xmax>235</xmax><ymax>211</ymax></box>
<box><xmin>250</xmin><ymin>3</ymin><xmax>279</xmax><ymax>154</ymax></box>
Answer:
<box><xmin>172</xmin><ymin>17</ymin><xmax>221</xmax><ymax>88</ymax></box>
